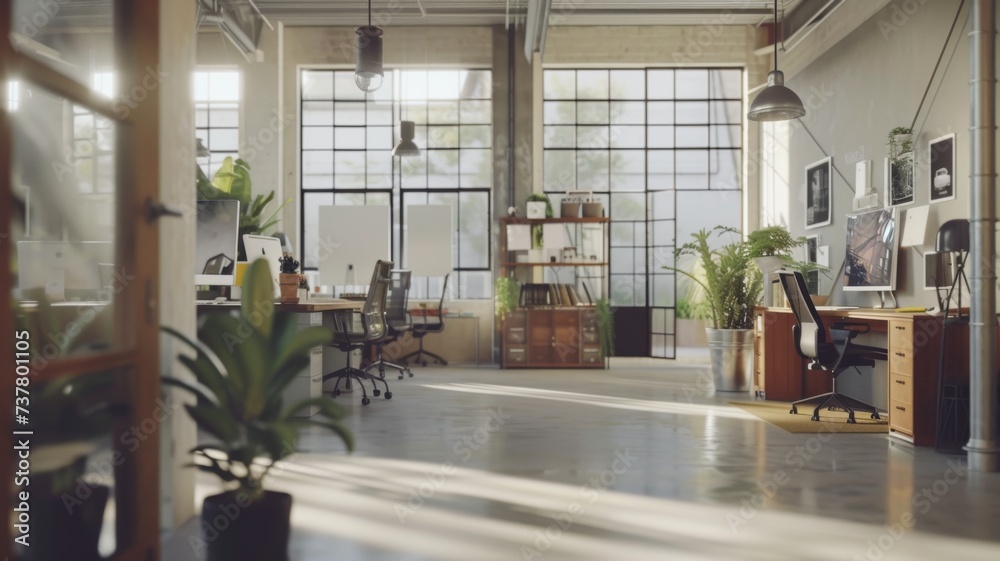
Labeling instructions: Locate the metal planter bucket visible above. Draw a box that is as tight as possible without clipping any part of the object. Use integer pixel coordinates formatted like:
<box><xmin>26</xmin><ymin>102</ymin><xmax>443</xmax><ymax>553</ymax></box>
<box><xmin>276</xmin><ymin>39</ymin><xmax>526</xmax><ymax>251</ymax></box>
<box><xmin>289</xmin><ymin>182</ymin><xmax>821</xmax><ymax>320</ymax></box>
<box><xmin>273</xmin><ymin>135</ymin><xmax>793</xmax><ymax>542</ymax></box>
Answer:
<box><xmin>706</xmin><ymin>328</ymin><xmax>754</xmax><ymax>393</ymax></box>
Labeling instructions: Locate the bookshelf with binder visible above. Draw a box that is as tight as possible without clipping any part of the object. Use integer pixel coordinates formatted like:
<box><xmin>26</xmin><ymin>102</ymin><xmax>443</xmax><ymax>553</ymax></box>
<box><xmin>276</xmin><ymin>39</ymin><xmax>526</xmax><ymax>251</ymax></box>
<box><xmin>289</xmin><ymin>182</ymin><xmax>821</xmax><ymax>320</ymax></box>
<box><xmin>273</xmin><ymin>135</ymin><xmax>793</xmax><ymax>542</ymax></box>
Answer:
<box><xmin>499</xmin><ymin>217</ymin><xmax>610</xmax><ymax>369</ymax></box>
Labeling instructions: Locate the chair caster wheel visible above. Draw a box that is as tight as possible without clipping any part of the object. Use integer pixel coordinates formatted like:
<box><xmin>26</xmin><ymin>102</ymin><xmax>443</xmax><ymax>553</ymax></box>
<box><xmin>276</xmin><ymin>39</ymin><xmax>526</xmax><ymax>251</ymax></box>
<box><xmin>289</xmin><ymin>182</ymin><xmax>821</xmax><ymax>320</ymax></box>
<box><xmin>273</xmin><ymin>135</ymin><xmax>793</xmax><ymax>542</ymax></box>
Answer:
<box><xmin>872</xmin><ymin>413</ymin><xmax>880</xmax><ymax>420</ymax></box>
<box><xmin>361</xmin><ymin>397</ymin><xmax>371</xmax><ymax>406</ymax></box>
<box><xmin>810</xmin><ymin>415</ymin><xmax>819</xmax><ymax>421</ymax></box>
<box><xmin>407</xmin><ymin>370</ymin><xmax>413</xmax><ymax>377</ymax></box>
<box><xmin>790</xmin><ymin>407</ymin><xmax>797</xmax><ymax>415</ymax></box>
<box><xmin>421</xmin><ymin>360</ymin><xmax>428</xmax><ymax>367</ymax></box>
<box><xmin>385</xmin><ymin>391</ymin><xmax>392</xmax><ymax>399</ymax></box>
<box><xmin>334</xmin><ymin>389</ymin><xmax>341</xmax><ymax>397</ymax></box>
<box><xmin>847</xmin><ymin>417</ymin><xmax>857</xmax><ymax>424</ymax></box>
<box><xmin>372</xmin><ymin>389</ymin><xmax>381</xmax><ymax>397</ymax></box>
<box><xmin>398</xmin><ymin>373</ymin><xmax>404</xmax><ymax>379</ymax></box>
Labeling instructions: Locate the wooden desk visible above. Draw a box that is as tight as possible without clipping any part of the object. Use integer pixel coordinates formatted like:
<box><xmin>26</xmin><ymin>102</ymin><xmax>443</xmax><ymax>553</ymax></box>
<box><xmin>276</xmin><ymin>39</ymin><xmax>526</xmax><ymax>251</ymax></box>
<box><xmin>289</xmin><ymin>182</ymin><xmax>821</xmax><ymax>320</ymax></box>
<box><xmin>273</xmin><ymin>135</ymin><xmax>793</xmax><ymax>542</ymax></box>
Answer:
<box><xmin>753</xmin><ymin>307</ymin><xmax>968</xmax><ymax>446</ymax></box>
<box><xmin>195</xmin><ymin>298</ymin><xmax>361</xmax><ymax>312</ymax></box>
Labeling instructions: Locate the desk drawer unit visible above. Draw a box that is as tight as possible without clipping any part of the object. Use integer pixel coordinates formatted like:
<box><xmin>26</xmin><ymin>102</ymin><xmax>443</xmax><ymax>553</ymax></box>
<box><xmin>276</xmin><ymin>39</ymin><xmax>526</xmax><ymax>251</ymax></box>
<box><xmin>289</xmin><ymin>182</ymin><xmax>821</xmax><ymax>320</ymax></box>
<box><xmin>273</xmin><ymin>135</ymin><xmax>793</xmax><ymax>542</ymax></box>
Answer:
<box><xmin>887</xmin><ymin>320</ymin><xmax>915</xmax><ymax>439</ymax></box>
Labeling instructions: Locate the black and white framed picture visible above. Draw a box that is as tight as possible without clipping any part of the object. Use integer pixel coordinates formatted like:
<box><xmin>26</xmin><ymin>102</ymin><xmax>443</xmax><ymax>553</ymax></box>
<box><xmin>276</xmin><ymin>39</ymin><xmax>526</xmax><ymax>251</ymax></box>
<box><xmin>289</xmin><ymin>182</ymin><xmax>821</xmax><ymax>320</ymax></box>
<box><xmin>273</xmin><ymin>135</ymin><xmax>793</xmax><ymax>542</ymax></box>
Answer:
<box><xmin>805</xmin><ymin>157</ymin><xmax>832</xmax><ymax>229</ymax></box>
<box><xmin>929</xmin><ymin>133</ymin><xmax>956</xmax><ymax>204</ymax></box>
<box><xmin>804</xmin><ymin>235</ymin><xmax>819</xmax><ymax>293</ymax></box>
<box><xmin>885</xmin><ymin>152</ymin><xmax>914</xmax><ymax>207</ymax></box>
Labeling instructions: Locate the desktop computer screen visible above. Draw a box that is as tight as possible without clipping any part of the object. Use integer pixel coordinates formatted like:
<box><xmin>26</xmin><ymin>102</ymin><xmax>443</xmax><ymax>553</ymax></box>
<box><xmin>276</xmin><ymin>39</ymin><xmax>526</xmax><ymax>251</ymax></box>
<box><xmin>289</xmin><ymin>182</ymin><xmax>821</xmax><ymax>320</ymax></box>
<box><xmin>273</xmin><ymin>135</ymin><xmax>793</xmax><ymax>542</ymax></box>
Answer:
<box><xmin>195</xmin><ymin>200</ymin><xmax>240</xmax><ymax>286</ymax></box>
<box><xmin>17</xmin><ymin>241</ymin><xmax>113</xmax><ymax>300</ymax></box>
<box><xmin>844</xmin><ymin>207</ymin><xmax>898</xmax><ymax>291</ymax></box>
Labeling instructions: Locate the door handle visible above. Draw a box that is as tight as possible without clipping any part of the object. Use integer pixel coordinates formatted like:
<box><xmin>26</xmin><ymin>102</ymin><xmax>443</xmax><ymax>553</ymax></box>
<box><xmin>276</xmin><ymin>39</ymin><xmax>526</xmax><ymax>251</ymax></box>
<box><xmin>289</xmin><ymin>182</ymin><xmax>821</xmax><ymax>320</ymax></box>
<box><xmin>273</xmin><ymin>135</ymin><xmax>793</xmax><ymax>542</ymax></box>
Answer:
<box><xmin>146</xmin><ymin>198</ymin><xmax>185</xmax><ymax>221</ymax></box>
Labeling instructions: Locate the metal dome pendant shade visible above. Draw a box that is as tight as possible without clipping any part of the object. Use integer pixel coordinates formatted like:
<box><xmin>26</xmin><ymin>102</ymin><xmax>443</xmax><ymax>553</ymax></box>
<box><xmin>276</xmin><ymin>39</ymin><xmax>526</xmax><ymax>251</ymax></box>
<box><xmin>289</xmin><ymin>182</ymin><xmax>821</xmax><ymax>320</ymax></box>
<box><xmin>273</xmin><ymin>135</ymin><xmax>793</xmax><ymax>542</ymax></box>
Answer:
<box><xmin>748</xmin><ymin>0</ymin><xmax>805</xmax><ymax>122</ymax></box>
<box><xmin>355</xmin><ymin>0</ymin><xmax>383</xmax><ymax>92</ymax></box>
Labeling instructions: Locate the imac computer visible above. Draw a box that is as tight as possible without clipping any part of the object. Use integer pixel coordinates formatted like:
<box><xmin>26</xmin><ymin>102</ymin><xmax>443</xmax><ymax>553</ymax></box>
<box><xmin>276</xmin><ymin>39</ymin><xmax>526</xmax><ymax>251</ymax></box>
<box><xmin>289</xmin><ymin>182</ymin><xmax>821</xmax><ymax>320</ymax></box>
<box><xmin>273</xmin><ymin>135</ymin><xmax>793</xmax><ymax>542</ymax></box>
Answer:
<box><xmin>17</xmin><ymin>241</ymin><xmax>113</xmax><ymax>301</ymax></box>
<box><xmin>242</xmin><ymin>234</ymin><xmax>283</xmax><ymax>298</ymax></box>
<box><xmin>844</xmin><ymin>207</ymin><xmax>899</xmax><ymax>293</ymax></box>
<box><xmin>195</xmin><ymin>200</ymin><xmax>240</xmax><ymax>286</ymax></box>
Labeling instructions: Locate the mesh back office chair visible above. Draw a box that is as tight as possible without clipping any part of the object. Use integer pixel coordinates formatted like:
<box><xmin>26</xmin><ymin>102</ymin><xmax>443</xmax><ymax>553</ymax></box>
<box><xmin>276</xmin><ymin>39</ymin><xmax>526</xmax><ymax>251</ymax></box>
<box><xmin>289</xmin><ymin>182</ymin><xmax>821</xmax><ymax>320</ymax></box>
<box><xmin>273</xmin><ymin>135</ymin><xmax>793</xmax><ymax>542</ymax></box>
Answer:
<box><xmin>778</xmin><ymin>271</ymin><xmax>888</xmax><ymax>423</ymax></box>
<box><xmin>366</xmin><ymin>269</ymin><xmax>414</xmax><ymax>380</ymax></box>
<box><xmin>400</xmin><ymin>274</ymin><xmax>449</xmax><ymax>367</ymax></box>
<box><xmin>323</xmin><ymin>260</ymin><xmax>393</xmax><ymax>405</ymax></box>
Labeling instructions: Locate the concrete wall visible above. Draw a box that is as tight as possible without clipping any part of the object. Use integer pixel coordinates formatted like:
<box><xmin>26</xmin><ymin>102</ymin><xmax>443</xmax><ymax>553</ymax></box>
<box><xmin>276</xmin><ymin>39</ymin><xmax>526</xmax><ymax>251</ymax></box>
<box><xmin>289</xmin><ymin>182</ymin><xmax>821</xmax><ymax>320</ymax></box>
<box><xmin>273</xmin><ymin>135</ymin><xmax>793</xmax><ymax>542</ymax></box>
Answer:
<box><xmin>762</xmin><ymin>0</ymin><xmax>997</xmax><ymax>308</ymax></box>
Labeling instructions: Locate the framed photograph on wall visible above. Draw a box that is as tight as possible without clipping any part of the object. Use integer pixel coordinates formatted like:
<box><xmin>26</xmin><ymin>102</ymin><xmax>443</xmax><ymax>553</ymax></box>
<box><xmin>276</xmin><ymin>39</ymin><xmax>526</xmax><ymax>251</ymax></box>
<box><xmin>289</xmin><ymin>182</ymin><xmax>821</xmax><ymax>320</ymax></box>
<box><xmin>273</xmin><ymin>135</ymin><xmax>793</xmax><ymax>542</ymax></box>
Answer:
<box><xmin>805</xmin><ymin>157</ymin><xmax>832</xmax><ymax>229</ymax></box>
<box><xmin>885</xmin><ymin>152</ymin><xmax>914</xmax><ymax>207</ymax></box>
<box><xmin>929</xmin><ymin>133</ymin><xmax>956</xmax><ymax>204</ymax></box>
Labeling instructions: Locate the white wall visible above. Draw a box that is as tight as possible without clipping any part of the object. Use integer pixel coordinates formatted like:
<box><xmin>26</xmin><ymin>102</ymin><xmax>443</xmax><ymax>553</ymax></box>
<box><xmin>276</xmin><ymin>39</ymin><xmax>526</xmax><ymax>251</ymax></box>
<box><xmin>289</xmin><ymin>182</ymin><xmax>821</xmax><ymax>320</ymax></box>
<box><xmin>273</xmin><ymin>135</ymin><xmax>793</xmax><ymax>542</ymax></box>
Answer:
<box><xmin>761</xmin><ymin>0</ymin><xmax>999</xmax><ymax>307</ymax></box>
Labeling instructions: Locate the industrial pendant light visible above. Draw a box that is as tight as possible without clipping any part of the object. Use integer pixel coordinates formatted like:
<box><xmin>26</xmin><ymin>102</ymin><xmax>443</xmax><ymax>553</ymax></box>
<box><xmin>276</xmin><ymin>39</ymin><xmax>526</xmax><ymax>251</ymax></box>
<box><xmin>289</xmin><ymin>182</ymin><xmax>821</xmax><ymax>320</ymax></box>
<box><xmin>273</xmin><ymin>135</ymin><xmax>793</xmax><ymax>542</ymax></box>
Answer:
<box><xmin>392</xmin><ymin>120</ymin><xmax>420</xmax><ymax>157</ymax></box>
<box><xmin>747</xmin><ymin>0</ymin><xmax>805</xmax><ymax>122</ymax></box>
<box><xmin>392</xmin><ymin>70</ymin><xmax>420</xmax><ymax>157</ymax></box>
<box><xmin>355</xmin><ymin>0</ymin><xmax>383</xmax><ymax>92</ymax></box>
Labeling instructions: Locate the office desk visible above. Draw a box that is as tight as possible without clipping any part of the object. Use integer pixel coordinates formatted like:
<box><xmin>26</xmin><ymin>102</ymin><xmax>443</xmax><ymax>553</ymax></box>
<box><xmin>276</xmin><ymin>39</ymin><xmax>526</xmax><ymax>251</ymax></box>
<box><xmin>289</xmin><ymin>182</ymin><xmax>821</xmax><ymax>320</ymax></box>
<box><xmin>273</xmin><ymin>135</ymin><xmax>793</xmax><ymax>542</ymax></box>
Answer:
<box><xmin>195</xmin><ymin>299</ymin><xmax>361</xmax><ymax>313</ymax></box>
<box><xmin>753</xmin><ymin>307</ymin><xmax>969</xmax><ymax>446</ymax></box>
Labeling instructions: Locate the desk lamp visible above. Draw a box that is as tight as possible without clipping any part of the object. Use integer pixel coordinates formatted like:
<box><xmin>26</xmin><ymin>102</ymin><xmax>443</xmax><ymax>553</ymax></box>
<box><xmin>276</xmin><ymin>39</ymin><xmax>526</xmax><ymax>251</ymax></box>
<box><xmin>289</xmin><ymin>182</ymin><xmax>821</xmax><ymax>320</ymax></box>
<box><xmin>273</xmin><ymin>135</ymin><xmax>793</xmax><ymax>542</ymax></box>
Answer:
<box><xmin>935</xmin><ymin>219</ymin><xmax>970</xmax><ymax>317</ymax></box>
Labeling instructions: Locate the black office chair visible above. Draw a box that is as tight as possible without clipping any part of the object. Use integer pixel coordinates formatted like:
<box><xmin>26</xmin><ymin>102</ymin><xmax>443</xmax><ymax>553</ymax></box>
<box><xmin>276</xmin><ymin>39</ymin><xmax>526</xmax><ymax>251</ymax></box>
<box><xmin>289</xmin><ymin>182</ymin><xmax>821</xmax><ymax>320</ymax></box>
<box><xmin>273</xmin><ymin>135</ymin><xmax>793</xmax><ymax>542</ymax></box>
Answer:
<box><xmin>778</xmin><ymin>271</ymin><xmax>888</xmax><ymax>423</ymax></box>
<box><xmin>366</xmin><ymin>269</ymin><xmax>414</xmax><ymax>380</ymax></box>
<box><xmin>323</xmin><ymin>260</ymin><xmax>393</xmax><ymax>405</ymax></box>
<box><xmin>400</xmin><ymin>274</ymin><xmax>449</xmax><ymax>367</ymax></box>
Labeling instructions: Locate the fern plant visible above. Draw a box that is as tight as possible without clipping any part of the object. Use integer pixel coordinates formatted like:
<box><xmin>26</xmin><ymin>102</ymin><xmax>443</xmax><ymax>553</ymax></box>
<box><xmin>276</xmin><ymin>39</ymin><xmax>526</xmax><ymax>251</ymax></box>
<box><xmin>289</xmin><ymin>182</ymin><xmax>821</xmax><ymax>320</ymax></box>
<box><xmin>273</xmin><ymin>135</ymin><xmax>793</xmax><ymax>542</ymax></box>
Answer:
<box><xmin>666</xmin><ymin>227</ymin><xmax>763</xmax><ymax>330</ymax></box>
<box><xmin>746</xmin><ymin>226</ymin><xmax>803</xmax><ymax>259</ymax></box>
<box><xmin>495</xmin><ymin>276</ymin><xmax>521</xmax><ymax>321</ymax></box>
<box><xmin>594</xmin><ymin>298</ymin><xmax>615</xmax><ymax>357</ymax></box>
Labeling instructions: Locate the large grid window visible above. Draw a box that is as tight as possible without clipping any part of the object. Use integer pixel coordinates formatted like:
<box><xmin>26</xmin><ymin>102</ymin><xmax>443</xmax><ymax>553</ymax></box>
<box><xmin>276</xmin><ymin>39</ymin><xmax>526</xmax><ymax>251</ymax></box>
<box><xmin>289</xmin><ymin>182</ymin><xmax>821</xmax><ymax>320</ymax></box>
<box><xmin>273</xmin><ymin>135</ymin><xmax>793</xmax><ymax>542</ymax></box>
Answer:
<box><xmin>299</xmin><ymin>68</ymin><xmax>493</xmax><ymax>299</ymax></box>
<box><xmin>194</xmin><ymin>70</ymin><xmax>240</xmax><ymax>176</ymax></box>
<box><xmin>543</xmin><ymin>68</ymin><xmax>743</xmax><ymax>358</ymax></box>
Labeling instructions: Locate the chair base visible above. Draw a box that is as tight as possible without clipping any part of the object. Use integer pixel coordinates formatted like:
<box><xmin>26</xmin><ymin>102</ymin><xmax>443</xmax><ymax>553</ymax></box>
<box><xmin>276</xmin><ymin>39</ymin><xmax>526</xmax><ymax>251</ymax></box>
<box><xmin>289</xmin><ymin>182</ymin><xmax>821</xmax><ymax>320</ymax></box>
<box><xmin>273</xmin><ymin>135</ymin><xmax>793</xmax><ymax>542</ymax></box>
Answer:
<box><xmin>366</xmin><ymin>358</ymin><xmax>413</xmax><ymax>380</ymax></box>
<box><xmin>790</xmin><ymin>391</ymin><xmax>881</xmax><ymax>424</ymax></box>
<box><xmin>323</xmin><ymin>366</ymin><xmax>392</xmax><ymax>405</ymax></box>
<box><xmin>399</xmin><ymin>348</ymin><xmax>447</xmax><ymax>367</ymax></box>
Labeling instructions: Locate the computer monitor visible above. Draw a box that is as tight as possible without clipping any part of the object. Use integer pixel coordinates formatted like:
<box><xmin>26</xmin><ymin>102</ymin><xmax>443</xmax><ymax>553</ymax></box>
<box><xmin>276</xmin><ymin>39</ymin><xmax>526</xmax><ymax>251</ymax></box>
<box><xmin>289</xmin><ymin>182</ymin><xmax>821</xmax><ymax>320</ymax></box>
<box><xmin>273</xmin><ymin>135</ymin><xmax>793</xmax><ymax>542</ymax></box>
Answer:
<box><xmin>843</xmin><ymin>207</ymin><xmax>898</xmax><ymax>291</ymax></box>
<box><xmin>195</xmin><ymin>200</ymin><xmax>240</xmax><ymax>286</ymax></box>
<box><xmin>923</xmin><ymin>251</ymin><xmax>955</xmax><ymax>290</ymax></box>
<box><xmin>17</xmin><ymin>241</ymin><xmax>113</xmax><ymax>300</ymax></box>
<box><xmin>242</xmin><ymin>234</ymin><xmax>283</xmax><ymax>298</ymax></box>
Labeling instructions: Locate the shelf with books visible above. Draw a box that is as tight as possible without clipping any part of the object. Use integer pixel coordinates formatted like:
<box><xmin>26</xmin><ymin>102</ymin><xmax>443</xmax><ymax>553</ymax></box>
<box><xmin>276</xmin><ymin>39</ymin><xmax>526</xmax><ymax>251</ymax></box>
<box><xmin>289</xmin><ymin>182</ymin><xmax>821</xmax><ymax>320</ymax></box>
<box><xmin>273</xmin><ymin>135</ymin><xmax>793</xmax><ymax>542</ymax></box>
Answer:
<box><xmin>499</xmin><ymin>217</ymin><xmax>609</xmax><ymax>369</ymax></box>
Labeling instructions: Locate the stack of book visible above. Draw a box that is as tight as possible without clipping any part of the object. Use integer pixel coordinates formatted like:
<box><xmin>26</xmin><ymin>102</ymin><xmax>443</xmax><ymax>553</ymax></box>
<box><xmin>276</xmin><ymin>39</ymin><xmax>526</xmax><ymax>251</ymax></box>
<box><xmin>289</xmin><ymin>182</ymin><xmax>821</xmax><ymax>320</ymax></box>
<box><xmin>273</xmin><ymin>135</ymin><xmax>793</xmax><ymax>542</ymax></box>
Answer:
<box><xmin>518</xmin><ymin>283</ymin><xmax>594</xmax><ymax>307</ymax></box>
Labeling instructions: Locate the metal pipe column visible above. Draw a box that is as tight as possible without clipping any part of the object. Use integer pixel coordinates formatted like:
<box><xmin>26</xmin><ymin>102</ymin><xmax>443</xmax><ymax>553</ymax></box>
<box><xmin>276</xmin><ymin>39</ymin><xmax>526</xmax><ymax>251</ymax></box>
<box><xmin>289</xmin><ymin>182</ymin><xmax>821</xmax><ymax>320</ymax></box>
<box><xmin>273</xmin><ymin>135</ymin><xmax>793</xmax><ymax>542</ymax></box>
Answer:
<box><xmin>966</xmin><ymin>0</ymin><xmax>999</xmax><ymax>472</ymax></box>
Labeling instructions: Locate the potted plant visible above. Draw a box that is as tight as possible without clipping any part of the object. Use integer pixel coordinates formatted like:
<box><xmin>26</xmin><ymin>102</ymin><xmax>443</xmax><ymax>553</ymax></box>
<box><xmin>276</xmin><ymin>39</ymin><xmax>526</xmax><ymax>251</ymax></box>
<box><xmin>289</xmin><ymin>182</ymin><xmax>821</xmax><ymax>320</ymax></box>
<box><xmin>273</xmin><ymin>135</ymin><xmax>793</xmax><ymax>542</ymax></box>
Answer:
<box><xmin>19</xmin><ymin>371</ymin><xmax>120</xmax><ymax>561</ymax></box>
<box><xmin>278</xmin><ymin>255</ymin><xmax>300</xmax><ymax>304</ymax></box>
<box><xmin>666</xmin><ymin>227</ymin><xmax>763</xmax><ymax>393</ymax></box>
<box><xmin>495</xmin><ymin>276</ymin><xmax>521</xmax><ymax>321</ymax></box>
<box><xmin>747</xmin><ymin>226</ymin><xmax>804</xmax><ymax>306</ymax></box>
<box><xmin>887</xmin><ymin>126</ymin><xmax>914</xmax><ymax>166</ymax></box>
<box><xmin>198</xmin><ymin>156</ymin><xmax>288</xmax><ymax>261</ymax></box>
<box><xmin>163</xmin><ymin>259</ymin><xmax>353</xmax><ymax>561</ymax></box>
<box><xmin>594</xmin><ymin>298</ymin><xmax>615</xmax><ymax>362</ymax></box>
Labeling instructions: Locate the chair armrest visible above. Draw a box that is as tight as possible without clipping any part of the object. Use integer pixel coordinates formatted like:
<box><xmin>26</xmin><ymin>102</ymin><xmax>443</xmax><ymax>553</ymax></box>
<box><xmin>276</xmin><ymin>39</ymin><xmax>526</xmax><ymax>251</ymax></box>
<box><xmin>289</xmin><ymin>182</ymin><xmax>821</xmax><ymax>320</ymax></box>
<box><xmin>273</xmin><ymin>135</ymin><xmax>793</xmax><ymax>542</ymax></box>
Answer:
<box><xmin>831</xmin><ymin>321</ymin><xmax>870</xmax><ymax>337</ymax></box>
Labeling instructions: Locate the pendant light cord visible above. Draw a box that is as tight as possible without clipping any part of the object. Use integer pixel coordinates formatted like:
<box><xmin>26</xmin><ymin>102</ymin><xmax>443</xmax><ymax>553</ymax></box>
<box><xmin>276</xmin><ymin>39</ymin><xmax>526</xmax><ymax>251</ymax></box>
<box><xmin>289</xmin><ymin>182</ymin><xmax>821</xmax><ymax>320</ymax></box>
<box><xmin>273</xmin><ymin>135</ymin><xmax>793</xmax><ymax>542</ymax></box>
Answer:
<box><xmin>773</xmin><ymin>0</ymin><xmax>779</xmax><ymax>70</ymax></box>
<box><xmin>368</xmin><ymin>0</ymin><xmax>372</xmax><ymax>26</ymax></box>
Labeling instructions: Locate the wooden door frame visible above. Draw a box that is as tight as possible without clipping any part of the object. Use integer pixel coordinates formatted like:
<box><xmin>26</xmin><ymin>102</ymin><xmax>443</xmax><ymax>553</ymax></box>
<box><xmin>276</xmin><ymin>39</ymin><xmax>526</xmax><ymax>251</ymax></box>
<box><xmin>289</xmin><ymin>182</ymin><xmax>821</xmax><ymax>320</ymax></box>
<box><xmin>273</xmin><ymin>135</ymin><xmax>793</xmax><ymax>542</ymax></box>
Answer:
<box><xmin>1</xmin><ymin>1</ymin><xmax>162</xmax><ymax>559</ymax></box>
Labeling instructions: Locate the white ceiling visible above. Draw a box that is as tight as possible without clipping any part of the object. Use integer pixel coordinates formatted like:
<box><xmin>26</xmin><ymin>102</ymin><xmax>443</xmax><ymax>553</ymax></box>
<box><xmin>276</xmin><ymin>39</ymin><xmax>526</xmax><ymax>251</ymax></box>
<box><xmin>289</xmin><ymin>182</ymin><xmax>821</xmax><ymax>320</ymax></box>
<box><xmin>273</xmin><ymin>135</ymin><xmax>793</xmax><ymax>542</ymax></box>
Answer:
<box><xmin>251</xmin><ymin>0</ymin><xmax>805</xmax><ymax>27</ymax></box>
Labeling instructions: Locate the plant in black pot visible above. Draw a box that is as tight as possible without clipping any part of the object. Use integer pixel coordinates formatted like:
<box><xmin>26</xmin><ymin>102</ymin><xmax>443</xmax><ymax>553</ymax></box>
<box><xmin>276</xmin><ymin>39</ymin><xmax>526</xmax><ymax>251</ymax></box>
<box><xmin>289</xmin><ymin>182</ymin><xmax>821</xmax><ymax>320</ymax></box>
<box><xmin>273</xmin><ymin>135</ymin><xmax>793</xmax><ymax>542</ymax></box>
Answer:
<box><xmin>163</xmin><ymin>259</ymin><xmax>354</xmax><ymax>561</ymax></box>
<box><xmin>21</xmin><ymin>371</ymin><xmax>121</xmax><ymax>561</ymax></box>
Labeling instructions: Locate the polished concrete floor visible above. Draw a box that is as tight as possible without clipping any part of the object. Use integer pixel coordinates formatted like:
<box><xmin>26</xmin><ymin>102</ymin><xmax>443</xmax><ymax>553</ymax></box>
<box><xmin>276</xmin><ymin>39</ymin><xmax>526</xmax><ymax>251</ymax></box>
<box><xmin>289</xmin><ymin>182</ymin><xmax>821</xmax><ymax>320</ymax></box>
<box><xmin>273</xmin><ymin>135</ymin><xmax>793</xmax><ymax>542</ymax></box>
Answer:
<box><xmin>170</xmin><ymin>358</ymin><xmax>1000</xmax><ymax>560</ymax></box>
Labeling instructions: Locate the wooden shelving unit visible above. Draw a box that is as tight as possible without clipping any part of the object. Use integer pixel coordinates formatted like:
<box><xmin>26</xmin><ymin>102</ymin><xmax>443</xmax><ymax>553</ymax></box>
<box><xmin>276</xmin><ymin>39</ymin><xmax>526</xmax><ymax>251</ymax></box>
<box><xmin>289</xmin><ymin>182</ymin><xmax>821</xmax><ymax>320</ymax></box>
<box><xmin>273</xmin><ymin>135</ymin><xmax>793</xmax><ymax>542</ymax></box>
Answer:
<box><xmin>499</xmin><ymin>217</ymin><xmax>610</xmax><ymax>369</ymax></box>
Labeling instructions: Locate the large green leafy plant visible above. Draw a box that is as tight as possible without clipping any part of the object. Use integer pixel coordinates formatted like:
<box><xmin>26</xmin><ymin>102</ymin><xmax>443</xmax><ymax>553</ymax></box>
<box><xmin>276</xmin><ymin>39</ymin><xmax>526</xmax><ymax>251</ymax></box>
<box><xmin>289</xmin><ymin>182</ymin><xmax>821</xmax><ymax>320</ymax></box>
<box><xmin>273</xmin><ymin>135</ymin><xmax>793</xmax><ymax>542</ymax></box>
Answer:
<box><xmin>667</xmin><ymin>227</ymin><xmax>763</xmax><ymax>330</ymax></box>
<box><xmin>163</xmin><ymin>259</ymin><xmax>353</xmax><ymax>499</ymax></box>
<box><xmin>197</xmin><ymin>157</ymin><xmax>286</xmax><ymax>261</ymax></box>
<box><xmin>746</xmin><ymin>226</ymin><xmax>803</xmax><ymax>259</ymax></box>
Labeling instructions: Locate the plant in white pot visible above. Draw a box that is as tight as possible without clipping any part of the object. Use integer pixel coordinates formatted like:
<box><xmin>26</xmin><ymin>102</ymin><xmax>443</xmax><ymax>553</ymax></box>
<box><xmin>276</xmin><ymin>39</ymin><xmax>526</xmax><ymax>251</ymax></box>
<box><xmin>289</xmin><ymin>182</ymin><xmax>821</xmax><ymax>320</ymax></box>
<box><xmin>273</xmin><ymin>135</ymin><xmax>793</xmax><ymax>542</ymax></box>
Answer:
<box><xmin>667</xmin><ymin>227</ymin><xmax>763</xmax><ymax>393</ymax></box>
<box><xmin>163</xmin><ymin>259</ymin><xmax>353</xmax><ymax>561</ymax></box>
<box><xmin>747</xmin><ymin>226</ymin><xmax>804</xmax><ymax>306</ymax></box>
